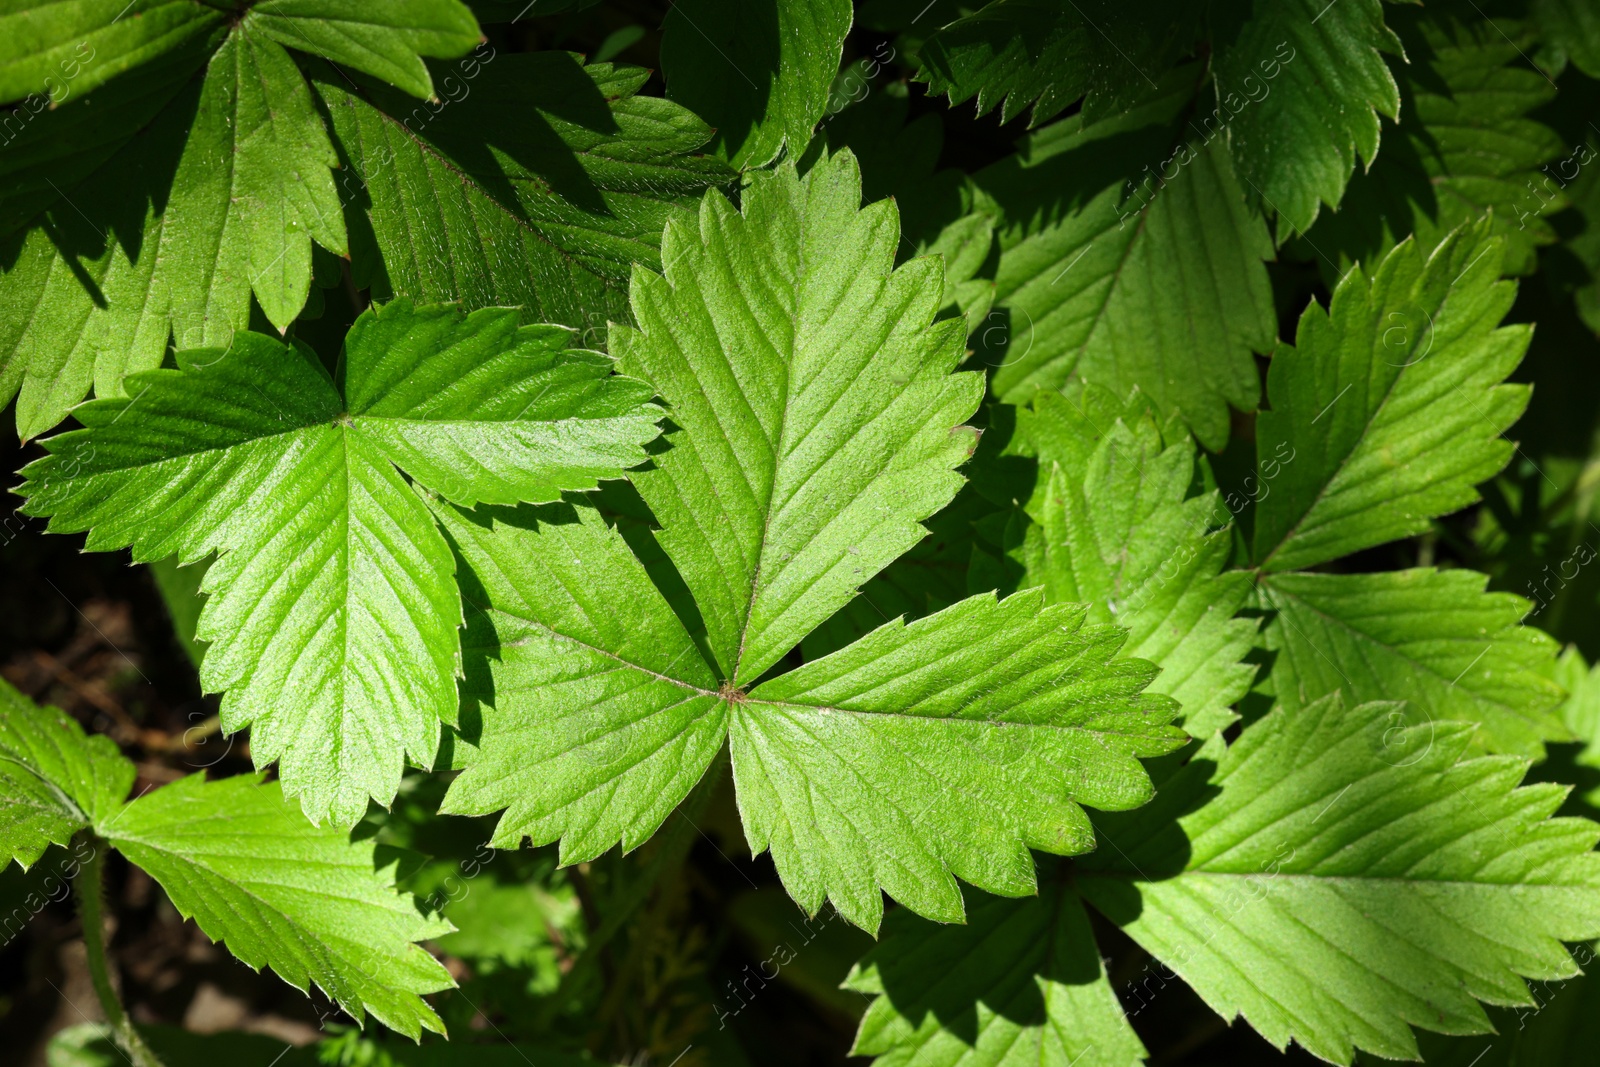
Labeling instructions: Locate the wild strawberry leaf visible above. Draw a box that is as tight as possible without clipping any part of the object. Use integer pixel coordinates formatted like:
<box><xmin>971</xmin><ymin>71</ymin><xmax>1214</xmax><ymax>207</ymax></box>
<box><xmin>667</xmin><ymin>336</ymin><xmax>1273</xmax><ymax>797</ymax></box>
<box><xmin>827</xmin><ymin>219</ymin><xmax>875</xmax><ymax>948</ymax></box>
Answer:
<box><xmin>18</xmin><ymin>300</ymin><xmax>660</xmax><ymax>827</ymax></box>
<box><xmin>917</xmin><ymin>0</ymin><xmax>1201</xmax><ymax>128</ymax></box>
<box><xmin>1078</xmin><ymin>693</ymin><xmax>1600</xmax><ymax>1064</ymax></box>
<box><xmin>245</xmin><ymin>0</ymin><xmax>481</xmax><ymax>101</ymax></box>
<box><xmin>1215</xmin><ymin>0</ymin><xmax>1403</xmax><ymax>235</ymax></box>
<box><xmin>986</xmin><ymin>385</ymin><xmax>1259</xmax><ymax>738</ymax></box>
<box><xmin>1259</xmin><ymin>568</ymin><xmax>1568</xmax><ymax>758</ymax></box>
<box><xmin>0</xmin><ymin>6</ymin><xmax>481</xmax><ymax>441</ymax></box>
<box><xmin>660</xmin><ymin>0</ymin><xmax>852</xmax><ymax>169</ymax></box>
<box><xmin>105</xmin><ymin>774</ymin><xmax>455</xmax><ymax>1039</ymax></box>
<box><xmin>844</xmin><ymin>878</ymin><xmax>1146</xmax><ymax>1067</ymax></box>
<box><xmin>1253</xmin><ymin>224</ymin><xmax>1531</xmax><ymax>572</ymax></box>
<box><xmin>312</xmin><ymin>52</ymin><xmax>734</xmax><ymax>345</ymax></box>
<box><xmin>0</xmin><ymin>0</ymin><xmax>225</xmax><ymax>103</ymax></box>
<box><xmin>0</xmin><ymin>678</ymin><xmax>133</xmax><ymax>871</ymax></box>
<box><xmin>434</xmin><ymin>153</ymin><xmax>1182</xmax><ymax>932</ymax></box>
<box><xmin>974</xmin><ymin>67</ymin><xmax>1276</xmax><ymax>451</ymax></box>
<box><xmin>612</xmin><ymin>151</ymin><xmax>984</xmax><ymax>684</ymax></box>
<box><xmin>1534</xmin><ymin>0</ymin><xmax>1600</xmax><ymax>78</ymax></box>
<box><xmin>1297</xmin><ymin>8</ymin><xmax>1567</xmax><ymax>279</ymax></box>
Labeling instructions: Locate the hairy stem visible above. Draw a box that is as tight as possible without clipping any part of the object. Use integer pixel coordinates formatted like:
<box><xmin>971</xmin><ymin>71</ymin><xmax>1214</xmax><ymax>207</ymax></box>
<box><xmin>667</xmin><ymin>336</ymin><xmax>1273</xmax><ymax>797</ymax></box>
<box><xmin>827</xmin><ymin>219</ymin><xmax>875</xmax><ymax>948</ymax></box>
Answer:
<box><xmin>75</xmin><ymin>833</ymin><xmax>164</xmax><ymax>1067</ymax></box>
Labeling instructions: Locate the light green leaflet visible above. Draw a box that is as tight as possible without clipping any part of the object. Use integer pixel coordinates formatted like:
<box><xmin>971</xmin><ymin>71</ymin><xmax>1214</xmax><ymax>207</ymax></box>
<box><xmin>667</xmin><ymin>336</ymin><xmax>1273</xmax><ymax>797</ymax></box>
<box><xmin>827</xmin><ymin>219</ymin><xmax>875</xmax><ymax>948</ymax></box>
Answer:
<box><xmin>18</xmin><ymin>300</ymin><xmax>661</xmax><ymax>827</ymax></box>
<box><xmin>0</xmin><ymin>682</ymin><xmax>454</xmax><ymax>1038</ymax></box>
<box><xmin>975</xmin><ymin>66</ymin><xmax>1276</xmax><ymax>451</ymax></box>
<box><xmin>1259</xmin><ymin>568</ymin><xmax>1567</xmax><ymax>758</ymax></box>
<box><xmin>435</xmin><ymin>154</ymin><xmax>1183</xmax><ymax>932</ymax></box>
<box><xmin>985</xmin><ymin>385</ymin><xmax>1259</xmax><ymax>739</ymax></box>
<box><xmin>845</xmin><ymin>877</ymin><xmax>1145</xmax><ymax>1067</ymax></box>
<box><xmin>1214</xmin><ymin>0</ymin><xmax>1403</xmax><ymax>235</ymax></box>
<box><xmin>1253</xmin><ymin>224</ymin><xmax>1530</xmax><ymax>572</ymax></box>
<box><xmin>0</xmin><ymin>678</ymin><xmax>132</xmax><ymax>870</ymax></box>
<box><xmin>109</xmin><ymin>774</ymin><xmax>454</xmax><ymax>1039</ymax></box>
<box><xmin>1078</xmin><ymin>693</ymin><xmax>1600</xmax><ymax>1064</ymax></box>
<box><xmin>661</xmin><ymin>0</ymin><xmax>852</xmax><ymax>168</ymax></box>
<box><xmin>0</xmin><ymin>1</ymin><xmax>482</xmax><ymax>441</ymax></box>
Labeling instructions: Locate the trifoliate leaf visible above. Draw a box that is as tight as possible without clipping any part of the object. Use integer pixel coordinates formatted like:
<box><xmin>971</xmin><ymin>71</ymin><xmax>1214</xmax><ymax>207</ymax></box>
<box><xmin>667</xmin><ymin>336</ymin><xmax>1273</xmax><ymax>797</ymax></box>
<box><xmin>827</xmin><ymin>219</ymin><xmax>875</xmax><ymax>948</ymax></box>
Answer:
<box><xmin>843</xmin><ymin>877</ymin><xmax>1146</xmax><ymax>1067</ymax></box>
<box><xmin>975</xmin><ymin>67</ymin><xmax>1276</xmax><ymax>451</ymax></box>
<box><xmin>435</xmin><ymin>498</ymin><xmax>1180</xmax><ymax>933</ymax></box>
<box><xmin>1253</xmin><ymin>224</ymin><xmax>1530</xmax><ymax>572</ymax></box>
<box><xmin>661</xmin><ymin>0</ymin><xmax>852</xmax><ymax>169</ymax></box>
<box><xmin>437</xmin><ymin>154</ymin><xmax>1181</xmax><ymax>932</ymax></box>
<box><xmin>1299</xmin><ymin>8</ymin><xmax>1566</xmax><ymax>279</ymax></box>
<box><xmin>0</xmin><ymin>0</ymin><xmax>225</xmax><ymax>103</ymax></box>
<box><xmin>313</xmin><ymin>52</ymin><xmax>733</xmax><ymax>343</ymax></box>
<box><xmin>104</xmin><ymin>774</ymin><xmax>455</xmax><ymax>1039</ymax></box>
<box><xmin>18</xmin><ymin>300</ymin><xmax>660</xmax><ymax>826</ymax></box>
<box><xmin>1215</xmin><ymin>0</ymin><xmax>1403</xmax><ymax>235</ymax></box>
<box><xmin>1259</xmin><ymin>568</ymin><xmax>1567</xmax><ymax>758</ymax></box>
<box><xmin>1079</xmin><ymin>693</ymin><xmax>1600</xmax><ymax>1065</ymax></box>
<box><xmin>917</xmin><ymin>0</ymin><xmax>1200</xmax><ymax>128</ymax></box>
<box><xmin>611</xmin><ymin>151</ymin><xmax>983</xmax><ymax>684</ymax></box>
<box><xmin>0</xmin><ymin>679</ymin><xmax>133</xmax><ymax>870</ymax></box>
<box><xmin>1534</xmin><ymin>0</ymin><xmax>1600</xmax><ymax>79</ymax></box>
<box><xmin>0</xmin><ymin>7</ymin><xmax>481</xmax><ymax>441</ymax></box>
<box><xmin>245</xmin><ymin>0</ymin><xmax>481</xmax><ymax>101</ymax></box>
<box><xmin>999</xmin><ymin>386</ymin><xmax>1259</xmax><ymax>737</ymax></box>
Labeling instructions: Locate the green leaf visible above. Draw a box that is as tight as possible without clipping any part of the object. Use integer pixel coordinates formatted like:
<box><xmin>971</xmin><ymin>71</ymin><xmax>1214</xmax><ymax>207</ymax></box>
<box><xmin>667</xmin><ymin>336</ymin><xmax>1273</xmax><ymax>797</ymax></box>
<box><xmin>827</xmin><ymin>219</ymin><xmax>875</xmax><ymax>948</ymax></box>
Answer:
<box><xmin>917</xmin><ymin>0</ymin><xmax>1200</xmax><ymax>128</ymax></box>
<box><xmin>611</xmin><ymin>151</ymin><xmax>983</xmax><ymax>684</ymax></box>
<box><xmin>734</xmin><ymin>588</ymin><xmax>1183</xmax><ymax>930</ymax></box>
<box><xmin>104</xmin><ymin>774</ymin><xmax>455</xmax><ymax>1039</ymax></box>
<box><xmin>432</xmin><ymin>498</ymin><xmax>730</xmax><ymax>864</ymax></box>
<box><xmin>245</xmin><ymin>0</ymin><xmax>481</xmax><ymax>101</ymax></box>
<box><xmin>1534</xmin><ymin>0</ymin><xmax>1600</xmax><ymax>79</ymax></box>
<box><xmin>1297</xmin><ymin>9</ymin><xmax>1567</xmax><ymax>279</ymax></box>
<box><xmin>843</xmin><ymin>878</ymin><xmax>1146</xmax><ymax>1067</ymax></box>
<box><xmin>435</xmin><ymin>497</ymin><xmax>1181</xmax><ymax>933</ymax></box>
<box><xmin>1259</xmin><ymin>568</ymin><xmax>1568</xmax><ymax>758</ymax></box>
<box><xmin>313</xmin><ymin>52</ymin><xmax>733</xmax><ymax>342</ymax></box>
<box><xmin>1215</xmin><ymin>0</ymin><xmax>1403</xmax><ymax>235</ymax></box>
<box><xmin>661</xmin><ymin>0</ymin><xmax>852</xmax><ymax>169</ymax></box>
<box><xmin>1253</xmin><ymin>224</ymin><xmax>1530</xmax><ymax>572</ymax></box>
<box><xmin>436</xmin><ymin>155</ymin><xmax>1181</xmax><ymax>931</ymax></box>
<box><xmin>1001</xmin><ymin>386</ymin><xmax>1260</xmax><ymax>737</ymax></box>
<box><xmin>0</xmin><ymin>678</ymin><xmax>133</xmax><ymax>870</ymax></box>
<box><xmin>0</xmin><ymin>3</ymin><xmax>485</xmax><ymax>441</ymax></box>
<box><xmin>1079</xmin><ymin>693</ymin><xmax>1600</xmax><ymax>1064</ymax></box>
<box><xmin>160</xmin><ymin>25</ymin><xmax>348</xmax><ymax>335</ymax></box>
<box><xmin>975</xmin><ymin>68</ymin><xmax>1276</xmax><ymax>451</ymax></box>
<box><xmin>0</xmin><ymin>0</ymin><xmax>225</xmax><ymax>104</ymax></box>
<box><xmin>18</xmin><ymin>300</ymin><xmax>660</xmax><ymax>826</ymax></box>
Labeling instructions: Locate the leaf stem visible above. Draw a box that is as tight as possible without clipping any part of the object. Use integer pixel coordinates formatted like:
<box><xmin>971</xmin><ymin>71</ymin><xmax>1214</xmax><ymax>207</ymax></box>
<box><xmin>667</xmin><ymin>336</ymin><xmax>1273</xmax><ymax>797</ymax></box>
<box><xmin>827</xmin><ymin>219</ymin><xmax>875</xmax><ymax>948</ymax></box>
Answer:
<box><xmin>75</xmin><ymin>833</ymin><xmax>164</xmax><ymax>1067</ymax></box>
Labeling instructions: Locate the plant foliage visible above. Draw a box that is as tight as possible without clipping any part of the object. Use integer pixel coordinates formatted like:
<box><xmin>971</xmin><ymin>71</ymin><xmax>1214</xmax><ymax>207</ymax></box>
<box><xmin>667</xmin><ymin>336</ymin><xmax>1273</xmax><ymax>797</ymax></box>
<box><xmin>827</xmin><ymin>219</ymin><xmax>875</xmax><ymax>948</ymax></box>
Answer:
<box><xmin>4</xmin><ymin>2</ymin><xmax>1600</xmax><ymax>1065</ymax></box>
